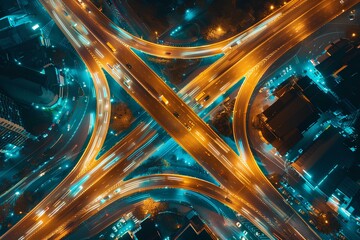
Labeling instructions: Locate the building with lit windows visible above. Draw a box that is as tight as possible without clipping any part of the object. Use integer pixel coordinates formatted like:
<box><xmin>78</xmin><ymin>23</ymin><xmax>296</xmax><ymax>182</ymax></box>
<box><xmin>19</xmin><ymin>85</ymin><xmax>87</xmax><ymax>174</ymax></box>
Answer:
<box><xmin>0</xmin><ymin>91</ymin><xmax>30</xmax><ymax>153</ymax></box>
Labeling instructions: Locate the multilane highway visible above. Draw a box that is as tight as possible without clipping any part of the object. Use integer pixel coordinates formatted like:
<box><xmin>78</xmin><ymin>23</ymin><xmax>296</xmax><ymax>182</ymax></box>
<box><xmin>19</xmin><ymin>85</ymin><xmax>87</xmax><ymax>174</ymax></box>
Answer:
<box><xmin>41</xmin><ymin>174</ymin><xmax>275</xmax><ymax>240</ymax></box>
<box><xmin>59</xmin><ymin>0</ymin><xmax>360</xmax><ymax>238</ymax></box>
<box><xmin>1</xmin><ymin>2</ymin><xmax>278</xmax><ymax>238</ymax></box>
<box><xmin>39</xmin><ymin>0</ymin><xmax>325</xmax><ymax>239</ymax></box>
<box><xmin>2</xmin><ymin>0</ymin><xmax>324</xmax><ymax>238</ymax></box>
<box><xmin>180</xmin><ymin>0</ymin><xmax>356</xmax><ymax>109</ymax></box>
<box><xmin>84</xmin><ymin>0</ymin><xmax>357</xmax><ymax>238</ymax></box>
<box><xmin>3</xmin><ymin>0</ymin><xmax>356</xmax><ymax>239</ymax></box>
<box><xmin>64</xmin><ymin>0</ymin><xmax>287</xmax><ymax>59</ymax></box>
<box><xmin>0</xmin><ymin>3</ymin><xmax>112</xmax><ymax>239</ymax></box>
<box><xmin>3</xmin><ymin>118</ymin><xmax>161</xmax><ymax>240</ymax></box>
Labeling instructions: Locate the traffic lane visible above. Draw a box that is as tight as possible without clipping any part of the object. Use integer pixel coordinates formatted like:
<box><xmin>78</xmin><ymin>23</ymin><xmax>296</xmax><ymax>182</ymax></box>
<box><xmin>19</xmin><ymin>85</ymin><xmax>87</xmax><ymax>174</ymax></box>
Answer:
<box><xmin>81</xmin><ymin>15</ymin><xmax>255</xmax><ymax>193</ymax></box>
<box><xmin>212</xmin><ymin>0</ymin><xmax>353</xmax><ymax>237</ymax></box>
<box><xmin>61</xmin><ymin>0</ymin><xmax>288</xmax><ymax>59</ymax></box>
<box><xmin>57</xmin><ymin>175</ymin><xmax>279</xmax><ymax>240</ymax></box>
<box><xmin>24</xmin><ymin>121</ymin><xmax>162</xmax><ymax>239</ymax></box>
<box><xmin>2</xmin><ymin>1</ymin><xmax>172</xmax><ymax>238</ymax></box>
<box><xmin>9</xmin><ymin>8</ymin><xmax>207</xmax><ymax>236</ymax></box>
<box><xmin>90</xmin><ymin>36</ymin><xmax>246</xmax><ymax>191</ymax></box>
<box><xmin>234</xmin><ymin>53</ymin><xmax>317</xmax><ymax>240</ymax></box>
<box><xmin>26</xmin><ymin>143</ymin><xmax>147</xmax><ymax>239</ymax></box>
<box><xmin>185</xmin><ymin>0</ymin><xmax>349</xmax><ymax>108</ymax></box>
<box><xmin>1</xmin><ymin>24</ymin><xmax>110</xmax><ymax>240</ymax></box>
<box><xmin>230</xmin><ymin>1</ymin><xmax>357</xmax><ymax>238</ymax></box>
<box><xmin>43</xmin><ymin>1</ymin><xmax>348</xmax><ymax>240</ymax></box>
<box><xmin>33</xmin><ymin>134</ymin><xmax>160</xmax><ymax>239</ymax></box>
<box><xmin>1</xmin><ymin>6</ymin><xmax>114</xmax><ymax>239</ymax></box>
<box><xmin>179</xmin><ymin>0</ymin><xmax>320</xmax><ymax>94</ymax></box>
<box><xmin>233</xmin><ymin>0</ymin><xmax>358</xmax><ymax>181</ymax></box>
<box><xmin>61</xmin><ymin>0</ymin><xmax>223</xmax><ymax>58</ymax></box>
<box><xmin>48</xmin><ymin>7</ymin><xmax>112</xmax><ymax>173</ymax></box>
<box><xmin>66</xmin><ymin>0</ymin><xmax>306</xmax><ymax>232</ymax></box>
<box><xmin>60</xmin><ymin>0</ymin><xmax>252</xmax><ymax>179</ymax></box>
<box><xmin>60</xmin><ymin>4</ymin><xmax>317</xmax><ymax>239</ymax></box>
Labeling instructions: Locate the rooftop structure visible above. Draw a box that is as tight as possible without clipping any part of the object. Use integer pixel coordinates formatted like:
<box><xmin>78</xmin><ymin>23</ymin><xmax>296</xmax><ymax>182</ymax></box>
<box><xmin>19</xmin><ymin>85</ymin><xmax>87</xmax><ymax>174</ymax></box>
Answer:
<box><xmin>173</xmin><ymin>211</ymin><xmax>216</xmax><ymax>240</ymax></box>
<box><xmin>316</xmin><ymin>38</ymin><xmax>360</xmax><ymax>112</ymax></box>
<box><xmin>291</xmin><ymin>127</ymin><xmax>356</xmax><ymax>196</ymax></box>
<box><xmin>258</xmin><ymin>76</ymin><xmax>322</xmax><ymax>155</ymax></box>
<box><xmin>0</xmin><ymin>62</ymin><xmax>58</xmax><ymax>107</ymax></box>
<box><xmin>133</xmin><ymin>218</ymin><xmax>161</xmax><ymax>240</ymax></box>
<box><xmin>329</xmin><ymin>177</ymin><xmax>360</xmax><ymax>220</ymax></box>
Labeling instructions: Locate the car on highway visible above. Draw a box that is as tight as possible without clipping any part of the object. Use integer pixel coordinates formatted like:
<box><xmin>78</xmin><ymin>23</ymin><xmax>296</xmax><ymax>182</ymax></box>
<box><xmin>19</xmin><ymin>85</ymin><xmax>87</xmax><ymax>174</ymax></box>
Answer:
<box><xmin>184</xmin><ymin>122</ymin><xmax>191</xmax><ymax>131</ymax></box>
<box><xmin>236</xmin><ymin>222</ymin><xmax>241</xmax><ymax>228</ymax></box>
<box><xmin>100</xmin><ymin>195</ymin><xmax>112</xmax><ymax>204</ymax></box>
<box><xmin>195</xmin><ymin>91</ymin><xmax>205</xmax><ymax>102</ymax></box>
<box><xmin>298</xmin><ymin>209</ymin><xmax>306</xmax><ymax>215</ymax></box>
<box><xmin>297</xmin><ymin>194</ymin><xmax>304</xmax><ymax>201</ymax></box>
<box><xmin>173</xmin><ymin>112</ymin><xmax>180</xmax><ymax>118</ymax></box>
<box><xmin>159</xmin><ymin>95</ymin><xmax>169</xmax><ymax>105</ymax></box>
<box><xmin>126</xmin><ymin>63</ymin><xmax>132</xmax><ymax>69</ymax></box>
<box><xmin>123</xmin><ymin>78</ymin><xmax>131</xmax><ymax>89</ymax></box>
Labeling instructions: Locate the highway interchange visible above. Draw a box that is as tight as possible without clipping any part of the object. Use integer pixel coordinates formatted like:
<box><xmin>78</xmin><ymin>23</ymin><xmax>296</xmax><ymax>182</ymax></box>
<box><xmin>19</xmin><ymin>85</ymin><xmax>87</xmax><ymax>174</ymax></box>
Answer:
<box><xmin>2</xmin><ymin>0</ymin><xmax>359</xmax><ymax>239</ymax></box>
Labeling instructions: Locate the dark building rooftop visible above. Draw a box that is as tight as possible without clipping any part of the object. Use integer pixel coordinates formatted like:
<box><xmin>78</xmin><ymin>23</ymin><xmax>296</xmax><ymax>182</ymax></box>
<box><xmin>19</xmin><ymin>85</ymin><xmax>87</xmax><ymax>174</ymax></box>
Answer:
<box><xmin>173</xmin><ymin>211</ymin><xmax>216</xmax><ymax>240</ymax></box>
<box><xmin>0</xmin><ymin>62</ymin><xmax>58</xmax><ymax>106</ymax></box>
<box><xmin>293</xmin><ymin>76</ymin><xmax>334</xmax><ymax>113</ymax></box>
<box><xmin>174</xmin><ymin>224</ymin><xmax>213</xmax><ymax>240</ymax></box>
<box><xmin>260</xmin><ymin>81</ymin><xmax>320</xmax><ymax>155</ymax></box>
<box><xmin>316</xmin><ymin>39</ymin><xmax>354</xmax><ymax>78</ymax></box>
<box><xmin>0</xmin><ymin>2</ymin><xmax>20</xmax><ymax>18</ymax></box>
<box><xmin>337</xmin><ymin>177</ymin><xmax>360</xmax><ymax>200</ymax></box>
<box><xmin>292</xmin><ymin>127</ymin><xmax>356</xmax><ymax>196</ymax></box>
<box><xmin>316</xmin><ymin>39</ymin><xmax>360</xmax><ymax>111</ymax></box>
<box><xmin>134</xmin><ymin>218</ymin><xmax>161</xmax><ymax>240</ymax></box>
<box><xmin>0</xmin><ymin>23</ymin><xmax>40</xmax><ymax>50</ymax></box>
